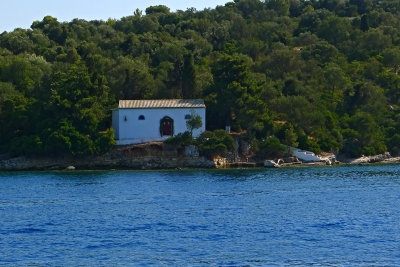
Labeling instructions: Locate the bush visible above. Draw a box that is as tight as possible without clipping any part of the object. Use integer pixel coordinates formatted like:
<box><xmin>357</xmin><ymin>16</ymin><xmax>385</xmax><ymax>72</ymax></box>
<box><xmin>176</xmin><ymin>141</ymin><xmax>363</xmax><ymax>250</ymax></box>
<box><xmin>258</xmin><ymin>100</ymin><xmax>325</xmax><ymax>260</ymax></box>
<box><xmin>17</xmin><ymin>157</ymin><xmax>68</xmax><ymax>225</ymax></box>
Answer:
<box><xmin>44</xmin><ymin>131</ymin><xmax>72</xmax><ymax>155</ymax></box>
<box><xmin>318</xmin><ymin>134</ymin><xmax>341</xmax><ymax>153</ymax></box>
<box><xmin>362</xmin><ymin>141</ymin><xmax>387</xmax><ymax>156</ymax></box>
<box><xmin>9</xmin><ymin>135</ymin><xmax>43</xmax><ymax>156</ymax></box>
<box><xmin>387</xmin><ymin>134</ymin><xmax>400</xmax><ymax>156</ymax></box>
<box><xmin>196</xmin><ymin>130</ymin><xmax>234</xmax><ymax>158</ymax></box>
<box><xmin>69</xmin><ymin>131</ymin><xmax>94</xmax><ymax>156</ymax></box>
<box><xmin>43</xmin><ymin>120</ymin><xmax>94</xmax><ymax>156</ymax></box>
<box><xmin>94</xmin><ymin>128</ymin><xmax>116</xmax><ymax>154</ymax></box>
<box><xmin>213</xmin><ymin>129</ymin><xmax>235</xmax><ymax>150</ymax></box>
<box><xmin>258</xmin><ymin>137</ymin><xmax>286</xmax><ymax>158</ymax></box>
<box><xmin>342</xmin><ymin>140</ymin><xmax>363</xmax><ymax>157</ymax></box>
<box><xmin>297</xmin><ymin>133</ymin><xmax>321</xmax><ymax>155</ymax></box>
<box><xmin>164</xmin><ymin>131</ymin><xmax>193</xmax><ymax>146</ymax></box>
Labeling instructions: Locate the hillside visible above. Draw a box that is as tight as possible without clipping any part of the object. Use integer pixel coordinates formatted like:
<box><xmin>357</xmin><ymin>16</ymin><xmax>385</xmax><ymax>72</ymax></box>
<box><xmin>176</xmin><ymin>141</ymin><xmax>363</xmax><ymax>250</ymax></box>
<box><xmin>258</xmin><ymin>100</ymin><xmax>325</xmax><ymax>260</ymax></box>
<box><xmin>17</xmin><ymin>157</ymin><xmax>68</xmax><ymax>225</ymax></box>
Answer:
<box><xmin>1</xmin><ymin>0</ymin><xmax>400</xmax><ymax>158</ymax></box>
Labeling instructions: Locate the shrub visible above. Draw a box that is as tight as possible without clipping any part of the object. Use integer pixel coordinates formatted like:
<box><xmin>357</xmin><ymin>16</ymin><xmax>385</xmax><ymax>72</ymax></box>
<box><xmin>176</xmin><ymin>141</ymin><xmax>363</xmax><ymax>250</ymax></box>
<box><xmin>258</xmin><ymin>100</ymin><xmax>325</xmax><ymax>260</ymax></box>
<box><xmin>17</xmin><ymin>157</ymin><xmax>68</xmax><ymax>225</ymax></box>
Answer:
<box><xmin>164</xmin><ymin>131</ymin><xmax>193</xmax><ymax>146</ymax></box>
<box><xmin>318</xmin><ymin>134</ymin><xmax>341</xmax><ymax>153</ymax></box>
<box><xmin>362</xmin><ymin>141</ymin><xmax>387</xmax><ymax>156</ymax></box>
<box><xmin>43</xmin><ymin>120</ymin><xmax>94</xmax><ymax>156</ymax></box>
<box><xmin>297</xmin><ymin>133</ymin><xmax>321</xmax><ymax>154</ymax></box>
<box><xmin>94</xmin><ymin>128</ymin><xmax>116</xmax><ymax>154</ymax></box>
<box><xmin>387</xmin><ymin>134</ymin><xmax>400</xmax><ymax>156</ymax></box>
<box><xmin>342</xmin><ymin>140</ymin><xmax>363</xmax><ymax>158</ymax></box>
<box><xmin>9</xmin><ymin>135</ymin><xmax>43</xmax><ymax>156</ymax></box>
<box><xmin>195</xmin><ymin>130</ymin><xmax>234</xmax><ymax>158</ymax></box>
<box><xmin>258</xmin><ymin>137</ymin><xmax>286</xmax><ymax>158</ymax></box>
<box><xmin>44</xmin><ymin>131</ymin><xmax>72</xmax><ymax>155</ymax></box>
<box><xmin>213</xmin><ymin>129</ymin><xmax>235</xmax><ymax>150</ymax></box>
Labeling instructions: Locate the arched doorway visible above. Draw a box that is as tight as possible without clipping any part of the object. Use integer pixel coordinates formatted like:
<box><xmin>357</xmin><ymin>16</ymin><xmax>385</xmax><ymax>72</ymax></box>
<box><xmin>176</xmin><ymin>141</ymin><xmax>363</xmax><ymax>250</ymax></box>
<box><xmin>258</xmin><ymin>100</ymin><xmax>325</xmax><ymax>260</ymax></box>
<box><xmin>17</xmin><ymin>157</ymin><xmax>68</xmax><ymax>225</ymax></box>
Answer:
<box><xmin>160</xmin><ymin>116</ymin><xmax>174</xmax><ymax>136</ymax></box>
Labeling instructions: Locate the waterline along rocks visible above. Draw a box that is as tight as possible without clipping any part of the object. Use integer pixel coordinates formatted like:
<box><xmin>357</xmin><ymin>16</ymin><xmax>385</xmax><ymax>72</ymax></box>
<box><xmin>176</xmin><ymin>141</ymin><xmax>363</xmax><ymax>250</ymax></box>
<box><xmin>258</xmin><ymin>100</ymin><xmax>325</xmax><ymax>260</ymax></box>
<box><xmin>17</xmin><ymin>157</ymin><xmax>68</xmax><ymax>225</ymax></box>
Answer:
<box><xmin>0</xmin><ymin>143</ymin><xmax>214</xmax><ymax>171</ymax></box>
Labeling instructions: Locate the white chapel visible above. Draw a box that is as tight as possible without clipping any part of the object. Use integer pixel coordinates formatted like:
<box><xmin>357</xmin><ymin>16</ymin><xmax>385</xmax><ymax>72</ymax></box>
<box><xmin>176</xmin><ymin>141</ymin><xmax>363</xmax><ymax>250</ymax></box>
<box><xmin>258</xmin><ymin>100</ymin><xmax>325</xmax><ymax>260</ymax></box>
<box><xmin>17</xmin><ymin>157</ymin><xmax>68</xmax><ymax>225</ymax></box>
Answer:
<box><xmin>112</xmin><ymin>99</ymin><xmax>206</xmax><ymax>145</ymax></box>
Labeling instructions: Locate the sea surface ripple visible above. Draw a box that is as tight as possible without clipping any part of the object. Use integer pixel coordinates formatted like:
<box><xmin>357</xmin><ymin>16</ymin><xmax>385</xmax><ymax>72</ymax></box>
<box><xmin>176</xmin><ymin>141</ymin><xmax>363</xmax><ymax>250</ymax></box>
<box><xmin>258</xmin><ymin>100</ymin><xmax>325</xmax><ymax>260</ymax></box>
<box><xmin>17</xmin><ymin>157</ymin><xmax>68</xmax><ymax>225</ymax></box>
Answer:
<box><xmin>1</xmin><ymin>165</ymin><xmax>400</xmax><ymax>265</ymax></box>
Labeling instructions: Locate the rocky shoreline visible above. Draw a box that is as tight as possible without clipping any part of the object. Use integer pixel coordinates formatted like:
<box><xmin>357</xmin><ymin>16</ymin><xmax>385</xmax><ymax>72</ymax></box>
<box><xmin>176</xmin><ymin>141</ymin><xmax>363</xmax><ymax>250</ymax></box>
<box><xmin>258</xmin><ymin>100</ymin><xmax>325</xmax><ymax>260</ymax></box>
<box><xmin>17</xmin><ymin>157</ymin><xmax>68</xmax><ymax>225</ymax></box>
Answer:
<box><xmin>0</xmin><ymin>143</ymin><xmax>214</xmax><ymax>171</ymax></box>
<box><xmin>0</xmin><ymin>143</ymin><xmax>399</xmax><ymax>171</ymax></box>
<box><xmin>271</xmin><ymin>152</ymin><xmax>400</xmax><ymax>168</ymax></box>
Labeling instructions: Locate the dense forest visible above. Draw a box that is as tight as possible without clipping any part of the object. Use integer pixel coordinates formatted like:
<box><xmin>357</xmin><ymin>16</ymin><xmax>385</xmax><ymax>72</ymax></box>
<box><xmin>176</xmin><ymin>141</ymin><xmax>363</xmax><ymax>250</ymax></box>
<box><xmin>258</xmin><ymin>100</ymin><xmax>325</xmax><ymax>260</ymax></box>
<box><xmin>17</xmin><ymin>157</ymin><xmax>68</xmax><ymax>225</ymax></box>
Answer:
<box><xmin>1</xmin><ymin>0</ymin><xmax>400</xmax><ymax>157</ymax></box>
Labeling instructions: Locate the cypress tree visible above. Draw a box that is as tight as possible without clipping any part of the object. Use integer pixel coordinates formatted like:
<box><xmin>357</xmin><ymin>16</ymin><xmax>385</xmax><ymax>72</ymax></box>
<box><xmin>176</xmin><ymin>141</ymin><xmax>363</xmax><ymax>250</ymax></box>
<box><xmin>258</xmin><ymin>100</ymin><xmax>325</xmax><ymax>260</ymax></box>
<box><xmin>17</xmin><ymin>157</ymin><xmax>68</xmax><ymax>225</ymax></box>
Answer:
<box><xmin>360</xmin><ymin>14</ymin><xmax>369</xmax><ymax>32</ymax></box>
<box><xmin>182</xmin><ymin>54</ymin><xmax>196</xmax><ymax>99</ymax></box>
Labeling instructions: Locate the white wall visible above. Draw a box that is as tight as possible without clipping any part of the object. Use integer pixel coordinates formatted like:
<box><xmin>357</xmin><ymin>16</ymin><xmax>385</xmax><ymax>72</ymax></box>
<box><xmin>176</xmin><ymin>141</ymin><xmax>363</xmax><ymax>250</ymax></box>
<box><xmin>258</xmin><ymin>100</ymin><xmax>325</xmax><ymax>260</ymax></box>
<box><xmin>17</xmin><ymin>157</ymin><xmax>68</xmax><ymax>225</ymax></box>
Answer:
<box><xmin>114</xmin><ymin>107</ymin><xmax>206</xmax><ymax>144</ymax></box>
<box><xmin>112</xmin><ymin>109</ymin><xmax>119</xmax><ymax>139</ymax></box>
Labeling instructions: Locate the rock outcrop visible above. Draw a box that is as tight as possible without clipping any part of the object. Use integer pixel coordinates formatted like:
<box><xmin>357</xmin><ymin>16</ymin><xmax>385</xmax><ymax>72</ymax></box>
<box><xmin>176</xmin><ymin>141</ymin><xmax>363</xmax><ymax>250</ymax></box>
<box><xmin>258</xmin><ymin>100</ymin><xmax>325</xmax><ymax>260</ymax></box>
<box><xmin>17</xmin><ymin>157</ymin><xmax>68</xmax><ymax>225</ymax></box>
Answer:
<box><xmin>0</xmin><ymin>143</ymin><xmax>215</xmax><ymax>171</ymax></box>
<box><xmin>339</xmin><ymin>152</ymin><xmax>392</xmax><ymax>164</ymax></box>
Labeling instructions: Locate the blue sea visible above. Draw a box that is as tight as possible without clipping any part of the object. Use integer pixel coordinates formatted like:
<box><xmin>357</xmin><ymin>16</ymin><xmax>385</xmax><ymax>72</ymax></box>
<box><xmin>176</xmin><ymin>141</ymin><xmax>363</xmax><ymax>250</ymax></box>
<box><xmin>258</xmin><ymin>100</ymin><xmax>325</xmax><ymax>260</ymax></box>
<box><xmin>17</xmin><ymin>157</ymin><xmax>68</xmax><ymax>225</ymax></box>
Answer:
<box><xmin>1</xmin><ymin>165</ymin><xmax>400</xmax><ymax>265</ymax></box>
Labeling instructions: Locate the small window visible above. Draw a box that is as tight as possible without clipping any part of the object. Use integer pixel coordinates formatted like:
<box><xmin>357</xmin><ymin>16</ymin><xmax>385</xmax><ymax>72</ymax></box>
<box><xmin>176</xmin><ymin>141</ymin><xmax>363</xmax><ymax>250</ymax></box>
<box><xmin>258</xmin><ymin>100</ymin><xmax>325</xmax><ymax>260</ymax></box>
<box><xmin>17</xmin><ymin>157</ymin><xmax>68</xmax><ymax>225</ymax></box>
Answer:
<box><xmin>138</xmin><ymin>115</ymin><xmax>145</xmax><ymax>120</ymax></box>
<box><xmin>185</xmin><ymin>114</ymin><xmax>191</xmax><ymax>120</ymax></box>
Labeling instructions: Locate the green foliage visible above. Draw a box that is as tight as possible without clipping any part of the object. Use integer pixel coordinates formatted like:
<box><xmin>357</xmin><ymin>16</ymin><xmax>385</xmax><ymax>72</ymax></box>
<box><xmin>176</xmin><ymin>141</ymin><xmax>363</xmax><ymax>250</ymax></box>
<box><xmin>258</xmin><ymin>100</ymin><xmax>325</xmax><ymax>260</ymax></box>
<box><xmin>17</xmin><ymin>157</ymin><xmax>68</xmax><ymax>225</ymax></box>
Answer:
<box><xmin>284</xmin><ymin>125</ymin><xmax>298</xmax><ymax>148</ymax></box>
<box><xmin>9</xmin><ymin>135</ymin><xmax>43</xmax><ymax>156</ymax></box>
<box><xmin>94</xmin><ymin>128</ymin><xmax>116</xmax><ymax>154</ymax></box>
<box><xmin>44</xmin><ymin>130</ymin><xmax>72</xmax><ymax>155</ymax></box>
<box><xmin>145</xmin><ymin>5</ymin><xmax>170</xmax><ymax>15</ymax></box>
<box><xmin>1</xmin><ymin>1</ymin><xmax>400</xmax><ymax>158</ymax></box>
<box><xmin>387</xmin><ymin>134</ymin><xmax>400</xmax><ymax>156</ymax></box>
<box><xmin>301</xmin><ymin>41</ymin><xmax>339</xmax><ymax>63</ymax></box>
<box><xmin>297</xmin><ymin>132</ymin><xmax>321</xmax><ymax>155</ymax></box>
<box><xmin>43</xmin><ymin>120</ymin><xmax>94</xmax><ymax>156</ymax></box>
<box><xmin>318</xmin><ymin>134</ymin><xmax>342</xmax><ymax>153</ymax></box>
<box><xmin>360</xmin><ymin>14</ymin><xmax>369</xmax><ymax>31</ymax></box>
<box><xmin>206</xmin><ymin>53</ymin><xmax>273</xmax><ymax>137</ymax></box>
<box><xmin>186</xmin><ymin>110</ymin><xmax>203</xmax><ymax>136</ymax></box>
<box><xmin>182</xmin><ymin>54</ymin><xmax>196</xmax><ymax>98</ymax></box>
<box><xmin>340</xmin><ymin>112</ymin><xmax>387</xmax><ymax>157</ymax></box>
<box><xmin>258</xmin><ymin>137</ymin><xmax>286</xmax><ymax>158</ymax></box>
<box><xmin>196</xmin><ymin>130</ymin><xmax>234</xmax><ymax>158</ymax></box>
<box><xmin>164</xmin><ymin>131</ymin><xmax>193</xmax><ymax>146</ymax></box>
<box><xmin>381</xmin><ymin>48</ymin><xmax>400</xmax><ymax>73</ymax></box>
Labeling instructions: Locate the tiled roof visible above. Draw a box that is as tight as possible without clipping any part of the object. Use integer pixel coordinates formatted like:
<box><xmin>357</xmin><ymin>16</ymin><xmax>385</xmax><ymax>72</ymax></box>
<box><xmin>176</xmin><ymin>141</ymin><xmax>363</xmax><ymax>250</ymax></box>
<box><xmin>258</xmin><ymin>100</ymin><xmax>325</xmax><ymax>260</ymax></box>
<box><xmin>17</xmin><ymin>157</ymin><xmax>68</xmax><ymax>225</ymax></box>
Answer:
<box><xmin>118</xmin><ymin>99</ymin><xmax>205</xmax><ymax>109</ymax></box>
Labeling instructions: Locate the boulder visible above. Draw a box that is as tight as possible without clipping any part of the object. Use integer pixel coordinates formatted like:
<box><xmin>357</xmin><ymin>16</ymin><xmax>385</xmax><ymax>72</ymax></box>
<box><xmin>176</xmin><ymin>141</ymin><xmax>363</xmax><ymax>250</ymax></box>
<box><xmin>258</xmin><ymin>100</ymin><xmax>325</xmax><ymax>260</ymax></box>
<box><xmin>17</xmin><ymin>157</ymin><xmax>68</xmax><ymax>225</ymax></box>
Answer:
<box><xmin>369</xmin><ymin>152</ymin><xmax>391</xmax><ymax>163</ymax></box>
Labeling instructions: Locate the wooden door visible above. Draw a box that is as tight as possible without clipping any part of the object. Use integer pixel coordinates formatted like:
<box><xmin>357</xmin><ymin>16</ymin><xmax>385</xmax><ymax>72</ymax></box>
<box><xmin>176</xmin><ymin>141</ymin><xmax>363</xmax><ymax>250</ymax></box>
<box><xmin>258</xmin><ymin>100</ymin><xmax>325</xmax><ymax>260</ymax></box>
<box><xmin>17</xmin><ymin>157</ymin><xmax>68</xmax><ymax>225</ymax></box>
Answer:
<box><xmin>161</xmin><ymin>117</ymin><xmax>173</xmax><ymax>136</ymax></box>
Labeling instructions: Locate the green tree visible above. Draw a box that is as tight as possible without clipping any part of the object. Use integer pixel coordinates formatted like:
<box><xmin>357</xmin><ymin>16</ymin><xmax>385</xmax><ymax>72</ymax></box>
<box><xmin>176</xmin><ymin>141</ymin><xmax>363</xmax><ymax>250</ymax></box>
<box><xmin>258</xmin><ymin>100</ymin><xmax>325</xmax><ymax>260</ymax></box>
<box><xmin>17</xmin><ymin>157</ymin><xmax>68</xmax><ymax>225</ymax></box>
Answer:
<box><xmin>323</xmin><ymin>63</ymin><xmax>349</xmax><ymax>110</ymax></box>
<box><xmin>301</xmin><ymin>40</ymin><xmax>339</xmax><ymax>64</ymax></box>
<box><xmin>381</xmin><ymin>48</ymin><xmax>400</xmax><ymax>74</ymax></box>
<box><xmin>94</xmin><ymin>128</ymin><xmax>116</xmax><ymax>154</ymax></box>
<box><xmin>50</xmin><ymin>62</ymin><xmax>106</xmax><ymax>135</ymax></box>
<box><xmin>316</xmin><ymin>16</ymin><xmax>351</xmax><ymax>45</ymax></box>
<box><xmin>1</xmin><ymin>1</ymin><xmax>400</xmax><ymax>158</ymax></box>
<box><xmin>266</xmin><ymin>0</ymin><xmax>290</xmax><ymax>16</ymax></box>
<box><xmin>360</xmin><ymin>14</ymin><xmax>369</xmax><ymax>31</ymax></box>
<box><xmin>258</xmin><ymin>137</ymin><xmax>286</xmax><ymax>158</ymax></box>
<box><xmin>349</xmin><ymin>0</ymin><xmax>372</xmax><ymax>14</ymax></box>
<box><xmin>284</xmin><ymin>125</ymin><xmax>299</xmax><ymax>147</ymax></box>
<box><xmin>145</xmin><ymin>5</ymin><xmax>170</xmax><ymax>15</ymax></box>
<box><xmin>182</xmin><ymin>53</ymin><xmax>196</xmax><ymax>98</ymax></box>
<box><xmin>206</xmin><ymin>53</ymin><xmax>272</xmax><ymax>136</ymax></box>
<box><xmin>196</xmin><ymin>130</ymin><xmax>235</xmax><ymax>158</ymax></box>
<box><xmin>186</xmin><ymin>110</ymin><xmax>203</xmax><ymax>137</ymax></box>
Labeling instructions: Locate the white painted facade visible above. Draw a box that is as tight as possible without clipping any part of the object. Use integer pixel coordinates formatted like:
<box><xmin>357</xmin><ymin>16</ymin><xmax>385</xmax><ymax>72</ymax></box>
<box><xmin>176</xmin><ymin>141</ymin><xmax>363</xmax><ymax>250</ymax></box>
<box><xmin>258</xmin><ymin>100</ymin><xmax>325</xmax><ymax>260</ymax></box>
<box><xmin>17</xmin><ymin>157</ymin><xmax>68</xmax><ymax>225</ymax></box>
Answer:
<box><xmin>112</xmin><ymin>100</ymin><xmax>206</xmax><ymax>145</ymax></box>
